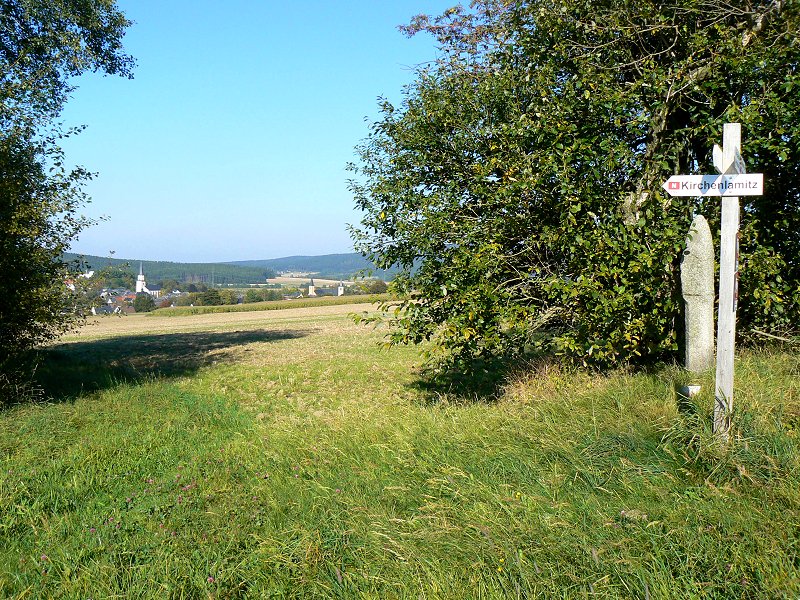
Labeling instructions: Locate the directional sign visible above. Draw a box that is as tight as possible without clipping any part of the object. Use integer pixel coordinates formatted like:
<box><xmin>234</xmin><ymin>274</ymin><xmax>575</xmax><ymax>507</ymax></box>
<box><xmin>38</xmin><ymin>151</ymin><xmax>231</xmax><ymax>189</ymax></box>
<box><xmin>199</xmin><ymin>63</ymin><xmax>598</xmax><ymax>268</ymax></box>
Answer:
<box><xmin>713</xmin><ymin>144</ymin><xmax>746</xmax><ymax>174</ymax></box>
<box><xmin>662</xmin><ymin>173</ymin><xmax>763</xmax><ymax>197</ymax></box>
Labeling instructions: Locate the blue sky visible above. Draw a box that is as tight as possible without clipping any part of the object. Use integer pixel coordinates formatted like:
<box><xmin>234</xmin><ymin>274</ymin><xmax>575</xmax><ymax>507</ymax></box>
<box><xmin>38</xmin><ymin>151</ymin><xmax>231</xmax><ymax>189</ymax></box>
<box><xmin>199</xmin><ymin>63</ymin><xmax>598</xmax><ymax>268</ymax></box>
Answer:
<box><xmin>61</xmin><ymin>1</ymin><xmax>456</xmax><ymax>262</ymax></box>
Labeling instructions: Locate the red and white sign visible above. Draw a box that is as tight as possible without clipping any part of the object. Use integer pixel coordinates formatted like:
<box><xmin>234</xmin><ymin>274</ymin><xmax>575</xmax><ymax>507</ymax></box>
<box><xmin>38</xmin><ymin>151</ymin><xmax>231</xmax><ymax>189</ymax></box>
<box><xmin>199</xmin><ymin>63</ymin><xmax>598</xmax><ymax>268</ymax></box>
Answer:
<box><xmin>662</xmin><ymin>174</ymin><xmax>763</xmax><ymax>197</ymax></box>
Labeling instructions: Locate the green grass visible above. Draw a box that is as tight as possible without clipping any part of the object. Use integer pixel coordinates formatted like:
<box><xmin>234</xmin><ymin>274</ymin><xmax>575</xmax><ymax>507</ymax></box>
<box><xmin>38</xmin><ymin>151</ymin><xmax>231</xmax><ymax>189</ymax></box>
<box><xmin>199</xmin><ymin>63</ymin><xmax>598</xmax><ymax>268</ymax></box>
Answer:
<box><xmin>154</xmin><ymin>294</ymin><xmax>390</xmax><ymax>317</ymax></box>
<box><xmin>1</xmin><ymin>307</ymin><xmax>799</xmax><ymax>598</ymax></box>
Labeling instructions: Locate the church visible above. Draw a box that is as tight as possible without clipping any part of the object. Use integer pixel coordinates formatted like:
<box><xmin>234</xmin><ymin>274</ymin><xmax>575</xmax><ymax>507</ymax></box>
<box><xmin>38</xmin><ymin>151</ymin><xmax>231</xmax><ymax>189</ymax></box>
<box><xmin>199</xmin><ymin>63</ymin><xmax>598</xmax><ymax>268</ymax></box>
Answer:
<box><xmin>135</xmin><ymin>264</ymin><xmax>162</xmax><ymax>299</ymax></box>
<box><xmin>307</xmin><ymin>279</ymin><xmax>345</xmax><ymax>297</ymax></box>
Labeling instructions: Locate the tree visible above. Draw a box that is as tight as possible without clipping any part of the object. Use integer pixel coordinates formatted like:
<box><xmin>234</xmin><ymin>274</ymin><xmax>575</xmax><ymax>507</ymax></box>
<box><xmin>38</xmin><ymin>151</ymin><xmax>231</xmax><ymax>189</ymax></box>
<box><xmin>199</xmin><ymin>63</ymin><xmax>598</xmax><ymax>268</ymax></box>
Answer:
<box><xmin>219</xmin><ymin>290</ymin><xmax>238</xmax><ymax>305</ymax></box>
<box><xmin>358</xmin><ymin>279</ymin><xmax>388</xmax><ymax>295</ymax></box>
<box><xmin>100</xmin><ymin>265</ymin><xmax>135</xmax><ymax>290</ymax></box>
<box><xmin>244</xmin><ymin>288</ymin><xmax>282</xmax><ymax>303</ymax></box>
<box><xmin>175</xmin><ymin>294</ymin><xmax>195</xmax><ymax>307</ymax></box>
<box><xmin>0</xmin><ymin>133</ymin><xmax>93</xmax><ymax>358</ymax></box>
<box><xmin>350</xmin><ymin>0</ymin><xmax>800</xmax><ymax>374</ymax></box>
<box><xmin>159</xmin><ymin>279</ymin><xmax>180</xmax><ymax>294</ymax></box>
<box><xmin>201</xmin><ymin>289</ymin><xmax>222</xmax><ymax>306</ymax></box>
<box><xmin>1</xmin><ymin>1</ymin><xmax>133</xmax><ymax>380</ymax></box>
<box><xmin>1</xmin><ymin>1</ymin><xmax>133</xmax><ymax>128</ymax></box>
<box><xmin>133</xmin><ymin>293</ymin><xmax>156</xmax><ymax>313</ymax></box>
<box><xmin>244</xmin><ymin>289</ymin><xmax>262</xmax><ymax>303</ymax></box>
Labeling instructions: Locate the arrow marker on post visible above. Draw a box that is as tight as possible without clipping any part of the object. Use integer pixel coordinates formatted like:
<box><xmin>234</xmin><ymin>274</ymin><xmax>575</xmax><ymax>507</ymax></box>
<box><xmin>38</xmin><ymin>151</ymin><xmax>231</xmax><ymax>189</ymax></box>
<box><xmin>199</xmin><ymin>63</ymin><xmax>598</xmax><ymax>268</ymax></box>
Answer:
<box><xmin>714</xmin><ymin>144</ymin><xmax>747</xmax><ymax>175</ymax></box>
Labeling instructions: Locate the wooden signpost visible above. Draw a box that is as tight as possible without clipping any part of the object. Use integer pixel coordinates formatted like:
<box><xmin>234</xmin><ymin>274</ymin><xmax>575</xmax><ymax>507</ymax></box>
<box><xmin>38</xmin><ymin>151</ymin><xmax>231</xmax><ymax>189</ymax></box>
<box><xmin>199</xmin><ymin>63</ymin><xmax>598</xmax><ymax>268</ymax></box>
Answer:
<box><xmin>663</xmin><ymin>123</ymin><xmax>764</xmax><ymax>439</ymax></box>
<box><xmin>713</xmin><ymin>124</ymin><xmax>743</xmax><ymax>438</ymax></box>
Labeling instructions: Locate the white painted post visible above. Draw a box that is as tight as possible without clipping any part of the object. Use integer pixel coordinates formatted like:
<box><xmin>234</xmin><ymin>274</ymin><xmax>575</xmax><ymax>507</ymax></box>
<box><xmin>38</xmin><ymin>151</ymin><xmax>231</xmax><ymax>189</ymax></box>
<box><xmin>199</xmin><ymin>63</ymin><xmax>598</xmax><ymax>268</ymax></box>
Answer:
<box><xmin>713</xmin><ymin>123</ymin><xmax>742</xmax><ymax>438</ymax></box>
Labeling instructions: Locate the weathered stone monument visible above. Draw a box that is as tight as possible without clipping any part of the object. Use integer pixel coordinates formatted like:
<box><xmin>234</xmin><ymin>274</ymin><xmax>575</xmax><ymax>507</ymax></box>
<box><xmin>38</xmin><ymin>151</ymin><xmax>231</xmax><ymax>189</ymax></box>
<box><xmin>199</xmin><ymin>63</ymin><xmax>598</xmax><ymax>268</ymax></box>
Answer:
<box><xmin>680</xmin><ymin>214</ymin><xmax>715</xmax><ymax>373</ymax></box>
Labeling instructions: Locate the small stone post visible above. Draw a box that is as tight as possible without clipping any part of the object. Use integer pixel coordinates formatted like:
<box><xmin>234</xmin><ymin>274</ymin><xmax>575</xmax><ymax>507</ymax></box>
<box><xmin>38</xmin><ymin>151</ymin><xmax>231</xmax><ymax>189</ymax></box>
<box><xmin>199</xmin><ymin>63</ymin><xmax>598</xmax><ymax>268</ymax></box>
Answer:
<box><xmin>681</xmin><ymin>214</ymin><xmax>715</xmax><ymax>374</ymax></box>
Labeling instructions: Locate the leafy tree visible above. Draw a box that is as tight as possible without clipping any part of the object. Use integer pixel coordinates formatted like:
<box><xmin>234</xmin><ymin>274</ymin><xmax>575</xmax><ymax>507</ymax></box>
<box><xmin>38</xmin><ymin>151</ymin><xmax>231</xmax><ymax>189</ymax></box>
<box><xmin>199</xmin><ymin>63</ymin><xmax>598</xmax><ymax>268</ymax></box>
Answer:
<box><xmin>0</xmin><ymin>133</ymin><xmax>92</xmax><ymax>358</ymax></box>
<box><xmin>357</xmin><ymin>279</ymin><xmax>388</xmax><ymax>295</ymax></box>
<box><xmin>159</xmin><ymin>279</ymin><xmax>180</xmax><ymax>294</ymax></box>
<box><xmin>201</xmin><ymin>289</ymin><xmax>222</xmax><ymax>306</ymax></box>
<box><xmin>0</xmin><ymin>0</ymin><xmax>133</xmax><ymax>128</ymax></box>
<box><xmin>244</xmin><ymin>288</ymin><xmax>282</xmax><ymax>303</ymax></box>
<box><xmin>218</xmin><ymin>290</ymin><xmax>238</xmax><ymax>305</ymax></box>
<box><xmin>1</xmin><ymin>0</ymin><xmax>133</xmax><ymax>379</ymax></box>
<box><xmin>100</xmin><ymin>265</ymin><xmax>135</xmax><ymax>290</ymax></box>
<box><xmin>350</xmin><ymin>0</ymin><xmax>800</xmax><ymax>374</ymax></box>
<box><xmin>133</xmin><ymin>293</ymin><xmax>155</xmax><ymax>313</ymax></box>
<box><xmin>175</xmin><ymin>294</ymin><xmax>196</xmax><ymax>307</ymax></box>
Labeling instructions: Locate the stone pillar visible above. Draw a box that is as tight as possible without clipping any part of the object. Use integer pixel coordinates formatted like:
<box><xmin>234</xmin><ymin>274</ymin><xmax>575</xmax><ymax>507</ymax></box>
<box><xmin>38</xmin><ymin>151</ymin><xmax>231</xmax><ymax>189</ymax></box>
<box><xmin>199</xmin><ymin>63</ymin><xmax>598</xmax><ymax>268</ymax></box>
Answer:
<box><xmin>680</xmin><ymin>215</ymin><xmax>715</xmax><ymax>372</ymax></box>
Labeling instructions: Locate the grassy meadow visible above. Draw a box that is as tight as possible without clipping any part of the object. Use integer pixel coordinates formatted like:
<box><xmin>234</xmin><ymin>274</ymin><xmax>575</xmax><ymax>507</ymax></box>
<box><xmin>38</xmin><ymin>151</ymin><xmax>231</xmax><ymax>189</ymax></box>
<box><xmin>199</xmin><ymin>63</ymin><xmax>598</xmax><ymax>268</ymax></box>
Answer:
<box><xmin>1</xmin><ymin>304</ymin><xmax>799</xmax><ymax>598</ymax></box>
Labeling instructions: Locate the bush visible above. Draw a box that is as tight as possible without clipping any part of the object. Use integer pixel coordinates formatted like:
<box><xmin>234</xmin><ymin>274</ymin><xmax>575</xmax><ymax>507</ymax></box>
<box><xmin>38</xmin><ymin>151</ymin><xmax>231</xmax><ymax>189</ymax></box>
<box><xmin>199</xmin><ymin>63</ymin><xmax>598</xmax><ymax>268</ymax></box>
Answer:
<box><xmin>350</xmin><ymin>1</ymin><xmax>800</xmax><ymax>374</ymax></box>
<box><xmin>133</xmin><ymin>293</ymin><xmax>156</xmax><ymax>313</ymax></box>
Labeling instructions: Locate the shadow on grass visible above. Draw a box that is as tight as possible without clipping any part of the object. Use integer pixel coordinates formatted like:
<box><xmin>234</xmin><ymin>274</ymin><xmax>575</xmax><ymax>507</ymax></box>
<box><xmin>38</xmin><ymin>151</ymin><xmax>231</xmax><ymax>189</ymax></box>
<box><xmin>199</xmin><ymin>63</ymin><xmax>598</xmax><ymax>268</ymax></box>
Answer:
<box><xmin>26</xmin><ymin>329</ymin><xmax>310</xmax><ymax>402</ymax></box>
<box><xmin>409</xmin><ymin>353</ymin><xmax>691</xmax><ymax>409</ymax></box>
<box><xmin>408</xmin><ymin>357</ymin><xmax>521</xmax><ymax>406</ymax></box>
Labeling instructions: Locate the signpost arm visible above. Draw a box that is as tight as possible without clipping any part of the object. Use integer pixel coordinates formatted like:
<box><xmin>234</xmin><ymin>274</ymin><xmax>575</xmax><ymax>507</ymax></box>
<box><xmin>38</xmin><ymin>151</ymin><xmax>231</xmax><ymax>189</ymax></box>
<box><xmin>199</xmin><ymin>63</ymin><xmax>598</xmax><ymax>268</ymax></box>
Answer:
<box><xmin>713</xmin><ymin>123</ymin><xmax>742</xmax><ymax>438</ymax></box>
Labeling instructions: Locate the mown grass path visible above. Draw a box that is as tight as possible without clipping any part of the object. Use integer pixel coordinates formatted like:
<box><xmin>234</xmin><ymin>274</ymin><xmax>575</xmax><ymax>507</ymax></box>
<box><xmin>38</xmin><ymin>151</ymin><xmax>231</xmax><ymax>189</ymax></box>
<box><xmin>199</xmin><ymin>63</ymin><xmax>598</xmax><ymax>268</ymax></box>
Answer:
<box><xmin>1</xmin><ymin>305</ymin><xmax>799</xmax><ymax>598</ymax></box>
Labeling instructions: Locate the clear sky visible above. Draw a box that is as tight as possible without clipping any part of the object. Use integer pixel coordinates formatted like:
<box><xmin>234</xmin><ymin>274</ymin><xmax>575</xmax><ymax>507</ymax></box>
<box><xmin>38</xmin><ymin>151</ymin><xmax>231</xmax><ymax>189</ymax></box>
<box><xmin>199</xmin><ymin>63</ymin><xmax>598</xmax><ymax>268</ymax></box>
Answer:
<box><xmin>61</xmin><ymin>1</ymin><xmax>455</xmax><ymax>263</ymax></box>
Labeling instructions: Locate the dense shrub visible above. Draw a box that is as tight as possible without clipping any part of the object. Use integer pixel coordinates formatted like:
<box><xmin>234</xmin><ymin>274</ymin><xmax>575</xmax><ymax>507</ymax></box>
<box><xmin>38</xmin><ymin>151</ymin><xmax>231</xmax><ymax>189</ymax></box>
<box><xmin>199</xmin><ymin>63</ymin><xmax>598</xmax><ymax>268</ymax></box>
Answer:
<box><xmin>350</xmin><ymin>0</ymin><xmax>800</xmax><ymax>373</ymax></box>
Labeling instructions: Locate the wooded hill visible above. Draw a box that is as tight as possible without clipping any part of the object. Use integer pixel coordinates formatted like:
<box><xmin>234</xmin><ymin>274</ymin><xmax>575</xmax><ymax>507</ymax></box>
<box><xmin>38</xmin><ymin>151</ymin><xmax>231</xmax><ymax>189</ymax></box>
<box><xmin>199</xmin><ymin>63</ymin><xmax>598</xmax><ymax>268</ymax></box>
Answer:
<box><xmin>228</xmin><ymin>253</ymin><xmax>396</xmax><ymax>280</ymax></box>
<box><xmin>64</xmin><ymin>254</ymin><xmax>276</xmax><ymax>286</ymax></box>
<box><xmin>64</xmin><ymin>252</ymin><xmax>395</xmax><ymax>284</ymax></box>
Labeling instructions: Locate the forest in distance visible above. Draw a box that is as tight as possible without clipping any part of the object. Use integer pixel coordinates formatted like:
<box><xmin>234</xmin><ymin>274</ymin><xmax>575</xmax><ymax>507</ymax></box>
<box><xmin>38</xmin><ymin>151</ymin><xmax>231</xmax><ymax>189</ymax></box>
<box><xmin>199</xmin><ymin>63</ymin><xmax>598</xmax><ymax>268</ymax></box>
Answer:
<box><xmin>63</xmin><ymin>251</ymin><xmax>396</xmax><ymax>285</ymax></box>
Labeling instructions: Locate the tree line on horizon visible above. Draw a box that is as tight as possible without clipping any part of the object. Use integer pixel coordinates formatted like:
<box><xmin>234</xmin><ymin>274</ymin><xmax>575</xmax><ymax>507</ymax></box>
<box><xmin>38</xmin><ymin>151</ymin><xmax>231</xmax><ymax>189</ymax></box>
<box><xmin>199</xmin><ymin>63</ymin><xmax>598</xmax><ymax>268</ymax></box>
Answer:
<box><xmin>63</xmin><ymin>253</ymin><xmax>277</xmax><ymax>287</ymax></box>
<box><xmin>64</xmin><ymin>252</ymin><xmax>397</xmax><ymax>284</ymax></box>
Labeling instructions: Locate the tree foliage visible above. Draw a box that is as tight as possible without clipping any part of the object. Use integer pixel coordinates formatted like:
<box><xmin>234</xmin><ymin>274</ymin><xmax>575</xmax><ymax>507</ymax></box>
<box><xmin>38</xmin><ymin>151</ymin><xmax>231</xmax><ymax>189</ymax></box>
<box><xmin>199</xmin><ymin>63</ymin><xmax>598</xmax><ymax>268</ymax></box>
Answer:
<box><xmin>1</xmin><ymin>0</ymin><xmax>133</xmax><ymax>128</ymax></box>
<box><xmin>0</xmin><ymin>131</ymin><xmax>92</xmax><ymax>358</ymax></box>
<box><xmin>244</xmin><ymin>288</ymin><xmax>283</xmax><ymax>303</ymax></box>
<box><xmin>63</xmin><ymin>253</ymin><xmax>278</xmax><ymax>286</ymax></box>
<box><xmin>0</xmin><ymin>0</ymin><xmax>132</xmax><ymax>373</ymax></box>
<box><xmin>350</xmin><ymin>0</ymin><xmax>800</xmax><ymax>374</ymax></box>
<box><xmin>133</xmin><ymin>292</ymin><xmax>155</xmax><ymax>313</ymax></box>
<box><xmin>201</xmin><ymin>289</ymin><xmax>223</xmax><ymax>306</ymax></box>
<box><xmin>357</xmin><ymin>279</ymin><xmax>389</xmax><ymax>295</ymax></box>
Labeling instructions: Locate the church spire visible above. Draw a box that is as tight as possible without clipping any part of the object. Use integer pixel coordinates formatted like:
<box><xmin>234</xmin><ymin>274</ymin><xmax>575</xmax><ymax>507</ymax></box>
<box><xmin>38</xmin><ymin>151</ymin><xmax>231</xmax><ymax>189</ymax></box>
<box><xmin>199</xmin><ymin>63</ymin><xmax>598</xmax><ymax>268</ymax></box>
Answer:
<box><xmin>136</xmin><ymin>262</ymin><xmax>147</xmax><ymax>293</ymax></box>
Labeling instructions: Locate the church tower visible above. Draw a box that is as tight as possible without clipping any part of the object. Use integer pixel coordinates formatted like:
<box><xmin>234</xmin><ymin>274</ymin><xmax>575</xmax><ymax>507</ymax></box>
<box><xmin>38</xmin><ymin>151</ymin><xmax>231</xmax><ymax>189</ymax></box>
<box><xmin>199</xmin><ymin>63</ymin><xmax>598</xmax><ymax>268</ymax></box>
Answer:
<box><xmin>307</xmin><ymin>278</ymin><xmax>316</xmax><ymax>297</ymax></box>
<box><xmin>135</xmin><ymin>263</ymin><xmax>147</xmax><ymax>294</ymax></box>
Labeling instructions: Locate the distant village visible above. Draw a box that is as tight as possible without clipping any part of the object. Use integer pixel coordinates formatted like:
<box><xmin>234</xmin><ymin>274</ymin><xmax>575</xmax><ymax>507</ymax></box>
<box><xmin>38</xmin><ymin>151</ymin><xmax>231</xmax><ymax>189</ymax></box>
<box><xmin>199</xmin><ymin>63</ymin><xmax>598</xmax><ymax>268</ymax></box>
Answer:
<box><xmin>75</xmin><ymin>264</ymin><xmax>386</xmax><ymax>314</ymax></box>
